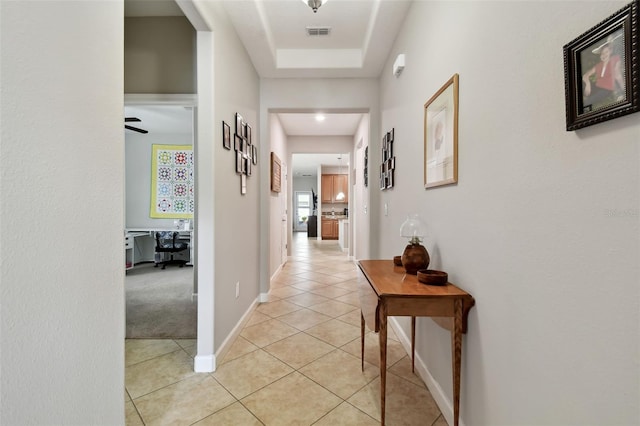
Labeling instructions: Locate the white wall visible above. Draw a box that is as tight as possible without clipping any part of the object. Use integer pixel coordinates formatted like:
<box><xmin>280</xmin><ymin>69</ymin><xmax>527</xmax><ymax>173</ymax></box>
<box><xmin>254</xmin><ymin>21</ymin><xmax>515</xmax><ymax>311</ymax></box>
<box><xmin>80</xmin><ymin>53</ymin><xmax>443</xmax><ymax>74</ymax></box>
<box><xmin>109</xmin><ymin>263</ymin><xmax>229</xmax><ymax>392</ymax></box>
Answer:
<box><xmin>353</xmin><ymin>114</ymin><xmax>370</xmax><ymax>260</ymax></box>
<box><xmin>292</xmin><ymin>176</ymin><xmax>317</xmax><ymax>196</ymax></box>
<box><xmin>269</xmin><ymin>114</ymin><xmax>288</xmax><ymax>278</ymax></box>
<box><xmin>378</xmin><ymin>1</ymin><xmax>639</xmax><ymax>425</ymax></box>
<box><xmin>0</xmin><ymin>2</ymin><xmax>124</xmax><ymax>424</ymax></box>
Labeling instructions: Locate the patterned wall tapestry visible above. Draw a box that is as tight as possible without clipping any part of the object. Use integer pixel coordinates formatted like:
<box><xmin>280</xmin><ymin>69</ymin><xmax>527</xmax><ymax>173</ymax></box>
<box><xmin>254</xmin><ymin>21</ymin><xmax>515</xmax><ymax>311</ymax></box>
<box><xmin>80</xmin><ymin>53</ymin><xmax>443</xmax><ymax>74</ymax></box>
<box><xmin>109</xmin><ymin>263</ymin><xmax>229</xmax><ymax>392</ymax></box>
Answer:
<box><xmin>150</xmin><ymin>144</ymin><xmax>194</xmax><ymax>219</ymax></box>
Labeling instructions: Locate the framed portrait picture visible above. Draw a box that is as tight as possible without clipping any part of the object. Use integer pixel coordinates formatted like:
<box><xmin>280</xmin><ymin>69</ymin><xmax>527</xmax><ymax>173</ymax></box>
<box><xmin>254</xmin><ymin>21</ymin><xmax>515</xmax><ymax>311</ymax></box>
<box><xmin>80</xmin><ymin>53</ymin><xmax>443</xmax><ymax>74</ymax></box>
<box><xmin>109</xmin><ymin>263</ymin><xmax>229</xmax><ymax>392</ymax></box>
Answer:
<box><xmin>564</xmin><ymin>0</ymin><xmax>639</xmax><ymax>131</ymax></box>
<box><xmin>252</xmin><ymin>145</ymin><xmax>258</xmax><ymax>165</ymax></box>
<box><xmin>240</xmin><ymin>174</ymin><xmax>247</xmax><ymax>195</ymax></box>
<box><xmin>246</xmin><ymin>124</ymin><xmax>252</xmax><ymax>144</ymax></box>
<box><xmin>271</xmin><ymin>152</ymin><xmax>281</xmax><ymax>193</ymax></box>
<box><xmin>234</xmin><ymin>134</ymin><xmax>242</xmax><ymax>151</ymax></box>
<box><xmin>222</xmin><ymin>121</ymin><xmax>231</xmax><ymax>150</ymax></box>
<box><xmin>424</xmin><ymin>74</ymin><xmax>459</xmax><ymax>189</ymax></box>
<box><xmin>235</xmin><ymin>113</ymin><xmax>244</xmax><ymax>137</ymax></box>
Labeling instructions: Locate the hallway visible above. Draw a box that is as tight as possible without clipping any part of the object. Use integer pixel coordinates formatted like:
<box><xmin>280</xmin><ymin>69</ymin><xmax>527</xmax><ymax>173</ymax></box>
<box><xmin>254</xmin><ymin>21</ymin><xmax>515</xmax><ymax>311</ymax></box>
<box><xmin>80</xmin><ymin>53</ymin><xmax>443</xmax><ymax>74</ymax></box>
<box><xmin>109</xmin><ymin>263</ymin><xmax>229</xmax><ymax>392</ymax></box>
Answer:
<box><xmin>125</xmin><ymin>233</ymin><xmax>446</xmax><ymax>425</ymax></box>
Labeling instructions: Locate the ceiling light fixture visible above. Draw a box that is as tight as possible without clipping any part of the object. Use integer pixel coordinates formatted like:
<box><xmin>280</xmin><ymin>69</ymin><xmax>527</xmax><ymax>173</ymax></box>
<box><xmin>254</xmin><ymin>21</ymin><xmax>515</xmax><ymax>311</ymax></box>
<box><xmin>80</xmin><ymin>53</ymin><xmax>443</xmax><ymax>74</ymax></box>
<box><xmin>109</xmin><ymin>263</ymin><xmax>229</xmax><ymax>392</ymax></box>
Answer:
<box><xmin>315</xmin><ymin>114</ymin><xmax>326</xmax><ymax>122</ymax></box>
<box><xmin>302</xmin><ymin>0</ymin><xmax>328</xmax><ymax>13</ymax></box>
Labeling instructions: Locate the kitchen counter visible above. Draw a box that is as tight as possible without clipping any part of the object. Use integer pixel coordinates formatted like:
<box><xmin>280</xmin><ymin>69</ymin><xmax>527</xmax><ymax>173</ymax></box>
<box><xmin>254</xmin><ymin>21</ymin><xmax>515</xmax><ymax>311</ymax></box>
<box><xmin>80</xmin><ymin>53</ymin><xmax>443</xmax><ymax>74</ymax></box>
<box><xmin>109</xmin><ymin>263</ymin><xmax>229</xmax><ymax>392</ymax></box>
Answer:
<box><xmin>321</xmin><ymin>214</ymin><xmax>347</xmax><ymax>219</ymax></box>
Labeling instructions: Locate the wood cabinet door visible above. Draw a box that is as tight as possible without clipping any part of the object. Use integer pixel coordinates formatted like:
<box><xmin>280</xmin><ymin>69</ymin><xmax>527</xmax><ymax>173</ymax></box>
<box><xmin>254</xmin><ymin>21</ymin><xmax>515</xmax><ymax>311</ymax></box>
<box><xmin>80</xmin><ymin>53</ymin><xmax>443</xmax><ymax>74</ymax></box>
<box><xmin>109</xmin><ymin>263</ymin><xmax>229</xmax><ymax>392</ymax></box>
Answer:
<box><xmin>321</xmin><ymin>219</ymin><xmax>338</xmax><ymax>239</ymax></box>
<box><xmin>321</xmin><ymin>219</ymin><xmax>333</xmax><ymax>239</ymax></box>
<box><xmin>333</xmin><ymin>174</ymin><xmax>348</xmax><ymax>203</ymax></box>
<box><xmin>321</xmin><ymin>175</ymin><xmax>333</xmax><ymax>203</ymax></box>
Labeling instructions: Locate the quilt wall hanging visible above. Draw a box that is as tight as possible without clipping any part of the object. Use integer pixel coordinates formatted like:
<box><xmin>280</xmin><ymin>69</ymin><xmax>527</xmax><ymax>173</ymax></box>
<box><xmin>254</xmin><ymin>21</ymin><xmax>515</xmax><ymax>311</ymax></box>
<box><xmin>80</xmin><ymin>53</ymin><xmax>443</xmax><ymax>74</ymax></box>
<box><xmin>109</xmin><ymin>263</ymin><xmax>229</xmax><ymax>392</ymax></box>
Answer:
<box><xmin>150</xmin><ymin>144</ymin><xmax>194</xmax><ymax>219</ymax></box>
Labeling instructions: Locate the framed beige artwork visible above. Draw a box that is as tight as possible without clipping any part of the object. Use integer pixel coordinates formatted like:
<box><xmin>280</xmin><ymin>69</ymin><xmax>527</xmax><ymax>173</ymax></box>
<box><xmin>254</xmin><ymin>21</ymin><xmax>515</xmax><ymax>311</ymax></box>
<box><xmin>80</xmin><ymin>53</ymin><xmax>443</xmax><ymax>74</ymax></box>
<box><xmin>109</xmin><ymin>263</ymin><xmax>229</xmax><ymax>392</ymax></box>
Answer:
<box><xmin>424</xmin><ymin>74</ymin><xmax>459</xmax><ymax>189</ymax></box>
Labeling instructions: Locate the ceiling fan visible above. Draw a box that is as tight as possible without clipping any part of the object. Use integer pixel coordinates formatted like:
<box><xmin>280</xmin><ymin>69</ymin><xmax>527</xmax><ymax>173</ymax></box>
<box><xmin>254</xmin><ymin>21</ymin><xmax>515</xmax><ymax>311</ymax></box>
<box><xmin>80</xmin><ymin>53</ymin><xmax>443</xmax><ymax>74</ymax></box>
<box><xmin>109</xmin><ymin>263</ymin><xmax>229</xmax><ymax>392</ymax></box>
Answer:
<box><xmin>125</xmin><ymin>117</ymin><xmax>148</xmax><ymax>134</ymax></box>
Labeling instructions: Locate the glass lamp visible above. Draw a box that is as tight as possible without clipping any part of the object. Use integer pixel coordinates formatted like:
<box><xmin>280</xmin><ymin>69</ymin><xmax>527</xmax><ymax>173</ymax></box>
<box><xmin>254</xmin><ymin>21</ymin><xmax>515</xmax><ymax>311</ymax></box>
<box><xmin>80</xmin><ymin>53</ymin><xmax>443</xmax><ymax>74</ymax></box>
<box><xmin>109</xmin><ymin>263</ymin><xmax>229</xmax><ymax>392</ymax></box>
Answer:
<box><xmin>400</xmin><ymin>214</ymin><xmax>430</xmax><ymax>274</ymax></box>
<box><xmin>301</xmin><ymin>0</ymin><xmax>328</xmax><ymax>13</ymax></box>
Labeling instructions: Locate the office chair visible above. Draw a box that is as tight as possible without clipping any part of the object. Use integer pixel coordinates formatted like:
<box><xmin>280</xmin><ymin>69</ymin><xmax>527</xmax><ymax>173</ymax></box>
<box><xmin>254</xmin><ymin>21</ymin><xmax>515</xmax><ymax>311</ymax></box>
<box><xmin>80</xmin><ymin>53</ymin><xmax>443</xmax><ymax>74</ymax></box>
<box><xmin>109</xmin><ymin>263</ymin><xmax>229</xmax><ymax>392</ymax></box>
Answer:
<box><xmin>154</xmin><ymin>231</ymin><xmax>189</xmax><ymax>269</ymax></box>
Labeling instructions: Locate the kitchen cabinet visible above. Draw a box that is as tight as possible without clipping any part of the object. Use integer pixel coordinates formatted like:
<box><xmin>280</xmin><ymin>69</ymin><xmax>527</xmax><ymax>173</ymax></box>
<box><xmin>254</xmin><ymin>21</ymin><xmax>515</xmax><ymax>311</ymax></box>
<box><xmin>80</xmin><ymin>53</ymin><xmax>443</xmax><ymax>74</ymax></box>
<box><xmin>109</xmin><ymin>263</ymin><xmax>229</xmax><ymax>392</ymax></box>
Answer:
<box><xmin>321</xmin><ymin>175</ymin><xmax>333</xmax><ymax>203</ymax></box>
<box><xmin>321</xmin><ymin>217</ymin><xmax>339</xmax><ymax>240</ymax></box>
<box><xmin>321</xmin><ymin>174</ymin><xmax>348</xmax><ymax>203</ymax></box>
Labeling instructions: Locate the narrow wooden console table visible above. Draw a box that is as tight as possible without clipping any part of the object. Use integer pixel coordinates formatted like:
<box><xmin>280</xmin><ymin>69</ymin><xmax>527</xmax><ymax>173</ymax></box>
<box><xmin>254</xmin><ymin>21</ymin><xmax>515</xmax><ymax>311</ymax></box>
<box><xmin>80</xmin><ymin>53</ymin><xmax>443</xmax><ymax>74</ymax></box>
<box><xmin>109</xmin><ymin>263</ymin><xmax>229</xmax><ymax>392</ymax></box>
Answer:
<box><xmin>357</xmin><ymin>260</ymin><xmax>475</xmax><ymax>426</ymax></box>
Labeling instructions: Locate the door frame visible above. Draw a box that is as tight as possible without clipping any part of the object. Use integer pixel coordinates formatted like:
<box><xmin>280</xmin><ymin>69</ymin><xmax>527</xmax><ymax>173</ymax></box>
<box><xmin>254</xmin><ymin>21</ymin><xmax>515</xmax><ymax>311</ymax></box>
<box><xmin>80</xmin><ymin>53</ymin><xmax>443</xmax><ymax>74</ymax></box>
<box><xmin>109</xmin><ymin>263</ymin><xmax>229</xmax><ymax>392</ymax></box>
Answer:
<box><xmin>293</xmin><ymin>190</ymin><xmax>312</xmax><ymax>232</ymax></box>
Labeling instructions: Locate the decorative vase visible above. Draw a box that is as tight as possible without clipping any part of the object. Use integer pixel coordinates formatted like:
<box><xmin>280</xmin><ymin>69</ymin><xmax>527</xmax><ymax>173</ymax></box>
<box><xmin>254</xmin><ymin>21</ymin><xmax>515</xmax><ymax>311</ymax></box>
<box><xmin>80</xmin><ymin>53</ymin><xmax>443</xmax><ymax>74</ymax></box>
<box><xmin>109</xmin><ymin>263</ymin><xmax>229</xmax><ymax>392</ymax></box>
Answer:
<box><xmin>401</xmin><ymin>243</ymin><xmax>430</xmax><ymax>275</ymax></box>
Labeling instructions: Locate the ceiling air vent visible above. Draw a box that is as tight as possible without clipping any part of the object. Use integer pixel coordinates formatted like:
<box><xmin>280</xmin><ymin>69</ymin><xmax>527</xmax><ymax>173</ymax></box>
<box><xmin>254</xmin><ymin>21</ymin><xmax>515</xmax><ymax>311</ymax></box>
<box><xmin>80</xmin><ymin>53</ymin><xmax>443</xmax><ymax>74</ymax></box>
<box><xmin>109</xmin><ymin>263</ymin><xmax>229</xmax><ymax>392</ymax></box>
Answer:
<box><xmin>306</xmin><ymin>26</ymin><xmax>331</xmax><ymax>36</ymax></box>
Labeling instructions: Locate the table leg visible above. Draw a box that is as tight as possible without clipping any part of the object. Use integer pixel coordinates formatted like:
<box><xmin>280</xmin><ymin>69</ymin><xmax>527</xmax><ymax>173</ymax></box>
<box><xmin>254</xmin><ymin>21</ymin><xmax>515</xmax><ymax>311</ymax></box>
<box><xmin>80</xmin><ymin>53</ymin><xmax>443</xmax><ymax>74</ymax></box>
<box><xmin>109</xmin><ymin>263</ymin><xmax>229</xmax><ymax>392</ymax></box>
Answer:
<box><xmin>379</xmin><ymin>303</ymin><xmax>387</xmax><ymax>426</ymax></box>
<box><xmin>452</xmin><ymin>299</ymin><xmax>463</xmax><ymax>426</ymax></box>
<box><xmin>361</xmin><ymin>311</ymin><xmax>365</xmax><ymax>372</ymax></box>
<box><xmin>411</xmin><ymin>316</ymin><xmax>416</xmax><ymax>373</ymax></box>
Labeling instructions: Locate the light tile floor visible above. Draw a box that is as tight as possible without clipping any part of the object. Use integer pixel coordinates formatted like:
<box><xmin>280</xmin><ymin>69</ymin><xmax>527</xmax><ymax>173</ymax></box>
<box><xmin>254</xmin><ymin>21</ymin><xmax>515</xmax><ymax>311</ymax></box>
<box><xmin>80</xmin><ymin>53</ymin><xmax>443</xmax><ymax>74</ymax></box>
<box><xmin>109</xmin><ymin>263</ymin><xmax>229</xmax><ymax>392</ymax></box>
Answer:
<box><xmin>126</xmin><ymin>233</ymin><xmax>447</xmax><ymax>425</ymax></box>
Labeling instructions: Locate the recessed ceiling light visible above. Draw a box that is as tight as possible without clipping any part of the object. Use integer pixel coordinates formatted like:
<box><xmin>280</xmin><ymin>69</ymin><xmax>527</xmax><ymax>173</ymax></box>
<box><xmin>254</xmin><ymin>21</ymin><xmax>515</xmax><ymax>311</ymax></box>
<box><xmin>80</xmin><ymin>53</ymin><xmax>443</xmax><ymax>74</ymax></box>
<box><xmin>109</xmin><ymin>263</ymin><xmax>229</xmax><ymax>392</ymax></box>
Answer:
<box><xmin>315</xmin><ymin>114</ymin><xmax>325</xmax><ymax>122</ymax></box>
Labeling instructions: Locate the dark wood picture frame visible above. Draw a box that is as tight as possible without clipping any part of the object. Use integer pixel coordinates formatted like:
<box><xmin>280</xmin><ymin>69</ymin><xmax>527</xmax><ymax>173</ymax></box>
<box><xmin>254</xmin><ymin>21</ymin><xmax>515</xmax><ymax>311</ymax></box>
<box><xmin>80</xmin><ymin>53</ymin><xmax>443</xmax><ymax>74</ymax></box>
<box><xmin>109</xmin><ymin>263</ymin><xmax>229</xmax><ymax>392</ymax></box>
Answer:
<box><xmin>236</xmin><ymin>152</ymin><xmax>244</xmax><ymax>174</ymax></box>
<box><xmin>564</xmin><ymin>0</ymin><xmax>639</xmax><ymax>131</ymax></box>
<box><xmin>223</xmin><ymin>121</ymin><xmax>231</xmax><ymax>150</ymax></box>
<box><xmin>364</xmin><ymin>146</ymin><xmax>368</xmax><ymax>187</ymax></box>
<box><xmin>235</xmin><ymin>112</ymin><xmax>244</xmax><ymax>137</ymax></box>
<box><xmin>380</xmin><ymin>128</ymin><xmax>396</xmax><ymax>190</ymax></box>
<box><xmin>271</xmin><ymin>152</ymin><xmax>281</xmax><ymax>193</ymax></box>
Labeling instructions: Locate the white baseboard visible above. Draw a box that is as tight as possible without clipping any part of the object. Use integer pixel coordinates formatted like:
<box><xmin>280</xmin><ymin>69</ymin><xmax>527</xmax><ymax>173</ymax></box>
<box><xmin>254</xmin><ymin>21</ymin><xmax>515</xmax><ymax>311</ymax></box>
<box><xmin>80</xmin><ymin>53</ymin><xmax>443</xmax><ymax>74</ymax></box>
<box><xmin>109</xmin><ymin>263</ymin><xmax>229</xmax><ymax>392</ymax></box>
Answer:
<box><xmin>259</xmin><ymin>292</ymin><xmax>270</xmax><ymax>303</ymax></box>
<box><xmin>194</xmin><ymin>354</ymin><xmax>215</xmax><ymax>372</ymax></box>
<box><xmin>271</xmin><ymin>264</ymin><xmax>283</xmax><ymax>282</ymax></box>
<box><xmin>388</xmin><ymin>317</ymin><xmax>463</xmax><ymax>426</ymax></box>
<box><xmin>214</xmin><ymin>297</ymin><xmax>259</xmax><ymax>365</ymax></box>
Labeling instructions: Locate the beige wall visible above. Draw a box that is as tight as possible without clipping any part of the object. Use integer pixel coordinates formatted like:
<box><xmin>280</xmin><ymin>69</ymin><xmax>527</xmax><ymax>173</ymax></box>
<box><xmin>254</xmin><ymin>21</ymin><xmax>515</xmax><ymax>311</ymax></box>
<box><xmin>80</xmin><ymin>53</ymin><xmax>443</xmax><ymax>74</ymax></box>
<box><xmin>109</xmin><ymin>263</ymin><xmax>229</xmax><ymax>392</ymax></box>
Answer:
<box><xmin>125</xmin><ymin>17</ymin><xmax>196</xmax><ymax>94</ymax></box>
<box><xmin>191</xmin><ymin>2</ymin><xmax>261</xmax><ymax>353</ymax></box>
<box><xmin>1</xmin><ymin>2</ymin><xmax>125</xmax><ymax>424</ymax></box>
<box><xmin>378</xmin><ymin>1</ymin><xmax>639</xmax><ymax>425</ymax></box>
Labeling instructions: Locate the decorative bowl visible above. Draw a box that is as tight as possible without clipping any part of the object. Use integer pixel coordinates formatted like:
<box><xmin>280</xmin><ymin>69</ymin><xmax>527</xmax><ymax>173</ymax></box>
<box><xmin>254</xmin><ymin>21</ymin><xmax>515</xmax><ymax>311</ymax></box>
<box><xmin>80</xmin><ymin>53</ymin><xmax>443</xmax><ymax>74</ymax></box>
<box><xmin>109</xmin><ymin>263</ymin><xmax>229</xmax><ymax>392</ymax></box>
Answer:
<box><xmin>393</xmin><ymin>256</ymin><xmax>403</xmax><ymax>266</ymax></box>
<box><xmin>417</xmin><ymin>269</ymin><xmax>448</xmax><ymax>286</ymax></box>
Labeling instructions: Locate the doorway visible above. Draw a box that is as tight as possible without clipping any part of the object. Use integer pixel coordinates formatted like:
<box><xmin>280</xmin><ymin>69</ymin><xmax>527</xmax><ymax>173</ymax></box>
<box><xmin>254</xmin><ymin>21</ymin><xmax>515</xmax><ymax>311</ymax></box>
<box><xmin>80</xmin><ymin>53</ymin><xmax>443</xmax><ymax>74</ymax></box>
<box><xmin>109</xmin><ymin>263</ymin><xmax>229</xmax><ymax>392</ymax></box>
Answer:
<box><xmin>124</xmin><ymin>102</ymin><xmax>197</xmax><ymax>339</ymax></box>
<box><xmin>294</xmin><ymin>191</ymin><xmax>312</xmax><ymax>232</ymax></box>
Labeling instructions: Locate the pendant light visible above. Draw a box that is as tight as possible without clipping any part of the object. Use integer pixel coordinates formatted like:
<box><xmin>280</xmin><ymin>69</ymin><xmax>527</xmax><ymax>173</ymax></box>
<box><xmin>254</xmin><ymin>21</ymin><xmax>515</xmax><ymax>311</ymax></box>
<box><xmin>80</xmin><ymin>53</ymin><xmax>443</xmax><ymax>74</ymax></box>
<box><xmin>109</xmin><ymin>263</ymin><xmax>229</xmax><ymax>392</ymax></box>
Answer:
<box><xmin>335</xmin><ymin>155</ymin><xmax>345</xmax><ymax>201</ymax></box>
<box><xmin>301</xmin><ymin>0</ymin><xmax>328</xmax><ymax>13</ymax></box>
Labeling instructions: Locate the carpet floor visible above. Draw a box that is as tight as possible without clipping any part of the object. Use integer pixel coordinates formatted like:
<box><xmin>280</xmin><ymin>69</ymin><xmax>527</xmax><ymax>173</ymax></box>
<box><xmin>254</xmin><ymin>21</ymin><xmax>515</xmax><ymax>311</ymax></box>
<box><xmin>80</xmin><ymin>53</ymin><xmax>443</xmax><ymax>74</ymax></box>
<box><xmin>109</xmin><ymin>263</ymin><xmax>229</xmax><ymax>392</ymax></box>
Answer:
<box><xmin>125</xmin><ymin>263</ymin><xmax>196</xmax><ymax>339</ymax></box>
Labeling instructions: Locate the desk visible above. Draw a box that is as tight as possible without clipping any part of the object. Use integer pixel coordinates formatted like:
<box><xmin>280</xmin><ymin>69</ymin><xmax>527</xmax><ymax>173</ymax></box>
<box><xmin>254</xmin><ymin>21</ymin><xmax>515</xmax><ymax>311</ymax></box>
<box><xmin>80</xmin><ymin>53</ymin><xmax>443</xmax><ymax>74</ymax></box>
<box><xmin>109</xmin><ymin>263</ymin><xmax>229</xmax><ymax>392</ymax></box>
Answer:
<box><xmin>125</xmin><ymin>232</ymin><xmax>153</xmax><ymax>270</ymax></box>
<box><xmin>125</xmin><ymin>229</ymin><xmax>193</xmax><ymax>270</ymax></box>
<box><xmin>357</xmin><ymin>260</ymin><xmax>475</xmax><ymax>426</ymax></box>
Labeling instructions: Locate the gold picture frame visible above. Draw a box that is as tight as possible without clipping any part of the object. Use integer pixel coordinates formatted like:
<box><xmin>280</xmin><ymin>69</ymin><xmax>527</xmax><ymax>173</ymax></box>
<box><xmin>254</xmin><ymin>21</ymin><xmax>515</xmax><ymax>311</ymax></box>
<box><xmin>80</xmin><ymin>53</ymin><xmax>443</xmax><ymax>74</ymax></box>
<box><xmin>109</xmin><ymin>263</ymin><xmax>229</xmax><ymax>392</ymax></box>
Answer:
<box><xmin>424</xmin><ymin>74</ymin><xmax>459</xmax><ymax>189</ymax></box>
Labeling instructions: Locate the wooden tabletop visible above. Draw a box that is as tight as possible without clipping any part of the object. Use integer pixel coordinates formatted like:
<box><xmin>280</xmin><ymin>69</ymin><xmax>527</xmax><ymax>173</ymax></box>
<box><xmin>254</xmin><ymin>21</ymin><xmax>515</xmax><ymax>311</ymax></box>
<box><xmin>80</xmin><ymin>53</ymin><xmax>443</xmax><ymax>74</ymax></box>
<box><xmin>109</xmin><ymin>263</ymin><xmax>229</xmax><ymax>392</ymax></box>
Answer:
<box><xmin>358</xmin><ymin>260</ymin><xmax>472</xmax><ymax>297</ymax></box>
<box><xmin>357</xmin><ymin>260</ymin><xmax>475</xmax><ymax>332</ymax></box>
